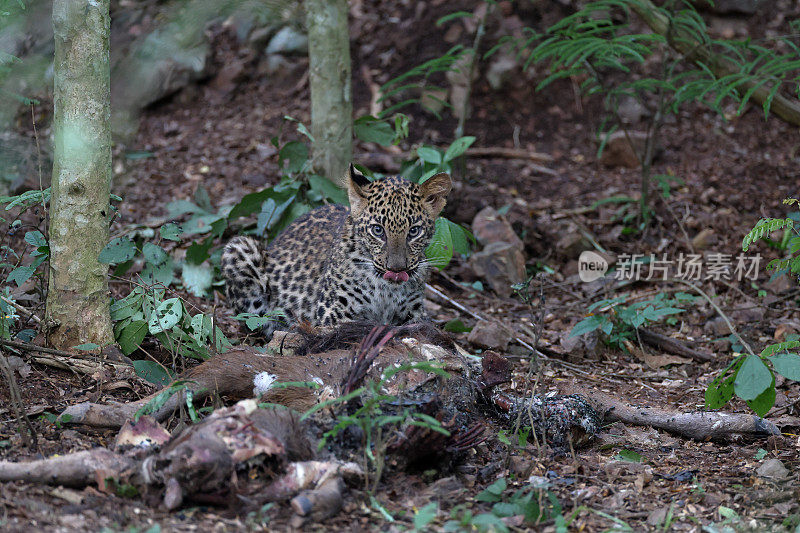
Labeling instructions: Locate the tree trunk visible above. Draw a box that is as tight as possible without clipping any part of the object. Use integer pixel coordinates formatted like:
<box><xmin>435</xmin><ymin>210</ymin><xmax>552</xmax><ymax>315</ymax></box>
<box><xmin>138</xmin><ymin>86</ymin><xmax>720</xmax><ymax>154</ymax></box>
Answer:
<box><xmin>46</xmin><ymin>0</ymin><xmax>114</xmax><ymax>350</ymax></box>
<box><xmin>306</xmin><ymin>0</ymin><xmax>352</xmax><ymax>188</ymax></box>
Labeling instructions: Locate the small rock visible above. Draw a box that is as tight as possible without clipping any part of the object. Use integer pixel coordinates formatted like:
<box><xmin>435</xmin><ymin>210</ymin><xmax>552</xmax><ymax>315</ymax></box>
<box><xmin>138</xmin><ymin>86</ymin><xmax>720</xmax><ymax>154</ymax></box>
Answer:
<box><xmin>646</xmin><ymin>507</ymin><xmax>668</xmax><ymax>527</ymax></box>
<box><xmin>7</xmin><ymin>355</ymin><xmax>32</xmax><ymax>378</ymax></box>
<box><xmin>560</xmin><ymin>329</ymin><xmax>600</xmax><ymax>361</ymax></box>
<box><xmin>774</xmin><ymin>323</ymin><xmax>799</xmax><ymax>341</ymax></box>
<box><xmin>704</xmin><ymin>316</ymin><xmax>730</xmax><ymax>337</ymax></box>
<box><xmin>61</xmin><ymin>429</ymin><xmax>80</xmax><ymax>440</ymax></box>
<box><xmin>599</xmin><ymin>130</ymin><xmax>647</xmax><ymax>168</ymax></box>
<box><xmin>712</xmin><ymin>338</ymin><xmax>732</xmax><ymax>352</ymax></box>
<box><xmin>765</xmin><ymin>273</ymin><xmax>794</xmax><ymax>294</ymax></box>
<box><xmin>730</xmin><ymin>304</ymin><xmax>766</xmax><ymax>324</ymax></box>
<box><xmin>555</xmin><ymin>225</ymin><xmax>592</xmax><ymax>259</ymax></box>
<box><xmin>756</xmin><ymin>458</ymin><xmax>789</xmax><ymax>480</ymax></box>
<box><xmin>617</xmin><ymin>96</ymin><xmax>646</xmax><ymax>124</ymax></box>
<box><xmin>486</xmin><ymin>53</ymin><xmax>518</xmax><ymax>91</ymax></box>
<box><xmin>266</xmin><ymin>26</ymin><xmax>308</xmax><ymax>55</ymax></box>
<box><xmin>692</xmin><ymin>228</ymin><xmax>716</xmax><ymax>250</ymax></box>
<box><xmin>509</xmin><ymin>455</ymin><xmax>531</xmax><ymax>477</ymax></box>
<box><xmin>467</xmin><ymin>321</ymin><xmax>512</xmax><ymax>350</ymax></box>
<box><xmin>468</xmin><ymin>242</ymin><xmax>526</xmax><ymax>298</ymax></box>
<box><xmin>420</xmin><ymin>87</ymin><xmax>449</xmax><ymax>116</ymax></box>
<box><xmin>471</xmin><ymin>206</ymin><xmax>523</xmax><ymax>251</ymax></box>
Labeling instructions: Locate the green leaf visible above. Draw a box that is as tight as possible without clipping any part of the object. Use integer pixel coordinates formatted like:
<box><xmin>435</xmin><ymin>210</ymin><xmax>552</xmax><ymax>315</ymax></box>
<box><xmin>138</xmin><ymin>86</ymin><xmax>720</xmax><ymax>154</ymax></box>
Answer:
<box><xmin>228</xmin><ymin>190</ymin><xmax>272</xmax><ymax>220</ymax></box>
<box><xmin>414</xmin><ymin>502</ymin><xmax>439</xmax><ymax>529</ymax></box>
<box><xmin>124</xmin><ymin>150</ymin><xmax>154</xmax><ymax>160</ymax></box>
<box><xmin>769</xmin><ymin>352</ymin><xmax>800</xmax><ymax>381</ymax></box>
<box><xmin>194</xmin><ymin>185</ymin><xmax>213</xmax><ymax>213</ymax></box>
<box><xmin>141</xmin><ymin>243</ymin><xmax>174</xmax><ymax>286</ymax></box>
<box><xmin>476</xmin><ymin>478</ymin><xmax>506</xmax><ymax>503</ymax></box>
<box><xmin>73</xmin><ymin>342</ymin><xmax>100</xmax><ymax>351</ymax></box>
<box><xmin>443</xmin><ymin>319</ymin><xmax>472</xmax><ymax>333</ymax></box>
<box><xmin>569</xmin><ymin>314</ymin><xmax>610</xmax><ymax>338</ymax></box>
<box><xmin>185</xmin><ymin>237</ymin><xmax>214</xmax><ymax>265</ymax></box>
<box><xmin>135</xmin><ymin>381</ymin><xmax>189</xmax><ymax>421</ymax></box>
<box><xmin>417</xmin><ymin>146</ymin><xmax>443</xmax><ymax>165</ymax></box>
<box><xmin>470</xmin><ymin>513</ymin><xmax>509</xmax><ymax>533</ymax></box>
<box><xmin>614</xmin><ymin>449</ymin><xmax>644</xmax><ymax>462</ymax></box>
<box><xmin>308</xmin><ymin>175</ymin><xmax>348</xmax><ymax>204</ymax></box>
<box><xmin>165</xmin><ymin>199</ymin><xmax>205</xmax><ymax>218</ymax></box>
<box><xmin>705</xmin><ymin>357</ymin><xmax>742</xmax><ymax>409</ymax></box>
<box><xmin>746</xmin><ymin>373</ymin><xmax>775</xmax><ymax>417</ymax></box>
<box><xmin>279</xmin><ymin>141</ymin><xmax>309</xmax><ymax>173</ymax></box>
<box><xmin>24</xmin><ymin>230</ymin><xmax>46</xmax><ymax>248</ymax></box>
<box><xmin>734</xmin><ymin>354</ymin><xmax>772</xmax><ymax>401</ymax></box>
<box><xmin>436</xmin><ymin>11</ymin><xmax>473</xmax><ymax>26</ymax></box>
<box><xmin>354</xmin><ymin>116</ymin><xmax>395</xmax><ymax>146</ymax></box>
<box><xmin>742</xmin><ymin>217</ymin><xmax>794</xmax><ymax>251</ymax></box>
<box><xmin>148</xmin><ymin>298</ymin><xmax>183</xmax><ymax>334</ymax></box>
<box><xmin>118</xmin><ymin>320</ymin><xmax>147</xmax><ymax>356</ymax></box>
<box><xmin>257</xmin><ymin>196</ymin><xmax>295</xmax><ymax>236</ymax></box>
<box><xmin>761</xmin><ymin>340</ymin><xmax>800</xmax><ymax>357</ymax></box>
<box><xmin>98</xmin><ymin>237</ymin><xmax>137</xmax><ymax>264</ymax></box>
<box><xmin>425</xmin><ymin>217</ymin><xmax>454</xmax><ymax>269</ymax></box>
<box><xmin>443</xmin><ymin>136</ymin><xmax>475</xmax><ymax>162</ymax></box>
<box><xmin>159</xmin><ymin>223</ymin><xmax>182</xmax><ymax>242</ymax></box>
<box><xmin>181</xmin><ymin>262</ymin><xmax>213</xmax><ymax>297</ymax></box>
<box><xmin>7</xmin><ymin>266</ymin><xmax>35</xmax><ymax>287</ymax></box>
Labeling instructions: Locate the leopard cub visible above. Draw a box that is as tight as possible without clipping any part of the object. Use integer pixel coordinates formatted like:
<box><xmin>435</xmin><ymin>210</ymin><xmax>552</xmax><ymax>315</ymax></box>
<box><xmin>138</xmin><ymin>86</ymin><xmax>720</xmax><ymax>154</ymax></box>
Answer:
<box><xmin>221</xmin><ymin>167</ymin><xmax>451</xmax><ymax>338</ymax></box>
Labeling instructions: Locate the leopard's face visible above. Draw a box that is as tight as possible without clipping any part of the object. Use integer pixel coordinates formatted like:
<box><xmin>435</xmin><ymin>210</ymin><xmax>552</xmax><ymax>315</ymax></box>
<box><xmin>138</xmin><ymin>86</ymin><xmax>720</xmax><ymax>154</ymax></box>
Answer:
<box><xmin>348</xmin><ymin>173</ymin><xmax>451</xmax><ymax>283</ymax></box>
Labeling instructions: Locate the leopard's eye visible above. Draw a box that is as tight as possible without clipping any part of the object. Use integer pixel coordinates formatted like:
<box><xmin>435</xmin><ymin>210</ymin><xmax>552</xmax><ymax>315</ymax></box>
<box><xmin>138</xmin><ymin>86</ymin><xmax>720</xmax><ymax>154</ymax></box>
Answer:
<box><xmin>407</xmin><ymin>226</ymin><xmax>422</xmax><ymax>239</ymax></box>
<box><xmin>370</xmin><ymin>224</ymin><xmax>385</xmax><ymax>238</ymax></box>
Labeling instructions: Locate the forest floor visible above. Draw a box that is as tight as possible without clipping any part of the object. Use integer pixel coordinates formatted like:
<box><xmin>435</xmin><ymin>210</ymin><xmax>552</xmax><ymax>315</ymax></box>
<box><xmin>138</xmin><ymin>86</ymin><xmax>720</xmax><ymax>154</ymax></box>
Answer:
<box><xmin>2</xmin><ymin>1</ymin><xmax>800</xmax><ymax>531</ymax></box>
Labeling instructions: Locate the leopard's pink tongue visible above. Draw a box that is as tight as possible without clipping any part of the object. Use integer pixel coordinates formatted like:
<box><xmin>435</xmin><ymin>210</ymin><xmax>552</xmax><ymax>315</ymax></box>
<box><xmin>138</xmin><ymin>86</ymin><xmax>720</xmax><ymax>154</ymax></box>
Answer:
<box><xmin>383</xmin><ymin>270</ymin><xmax>410</xmax><ymax>283</ymax></box>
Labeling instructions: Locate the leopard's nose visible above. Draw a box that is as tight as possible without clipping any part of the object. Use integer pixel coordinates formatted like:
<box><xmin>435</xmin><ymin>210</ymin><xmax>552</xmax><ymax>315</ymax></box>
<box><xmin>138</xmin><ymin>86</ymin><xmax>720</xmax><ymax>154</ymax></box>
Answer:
<box><xmin>386</xmin><ymin>254</ymin><xmax>408</xmax><ymax>273</ymax></box>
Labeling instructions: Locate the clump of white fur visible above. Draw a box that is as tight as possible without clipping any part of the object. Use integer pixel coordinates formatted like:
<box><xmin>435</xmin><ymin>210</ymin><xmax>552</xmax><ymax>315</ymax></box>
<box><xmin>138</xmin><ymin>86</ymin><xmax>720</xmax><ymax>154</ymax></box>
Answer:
<box><xmin>253</xmin><ymin>372</ymin><xmax>278</xmax><ymax>397</ymax></box>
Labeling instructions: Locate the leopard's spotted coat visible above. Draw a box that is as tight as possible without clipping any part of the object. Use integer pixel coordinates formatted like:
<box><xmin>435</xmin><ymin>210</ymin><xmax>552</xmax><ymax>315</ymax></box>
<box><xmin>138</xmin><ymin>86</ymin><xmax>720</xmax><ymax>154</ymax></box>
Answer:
<box><xmin>221</xmin><ymin>169</ymin><xmax>451</xmax><ymax>338</ymax></box>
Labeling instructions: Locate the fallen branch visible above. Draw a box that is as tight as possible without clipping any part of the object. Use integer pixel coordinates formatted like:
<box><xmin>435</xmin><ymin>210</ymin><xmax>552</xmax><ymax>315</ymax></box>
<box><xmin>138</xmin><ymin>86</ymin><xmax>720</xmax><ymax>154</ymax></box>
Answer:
<box><xmin>0</xmin><ymin>338</ymin><xmax>129</xmax><ymax>375</ymax></box>
<box><xmin>0</xmin><ymin>448</ymin><xmax>134</xmax><ymax>486</ymax></box>
<box><xmin>638</xmin><ymin>328</ymin><xmax>715</xmax><ymax>363</ymax></box>
<box><xmin>577</xmin><ymin>389</ymin><xmax>780</xmax><ymax>441</ymax></box>
<box><xmin>465</xmin><ymin>146</ymin><xmax>553</xmax><ymax>162</ymax></box>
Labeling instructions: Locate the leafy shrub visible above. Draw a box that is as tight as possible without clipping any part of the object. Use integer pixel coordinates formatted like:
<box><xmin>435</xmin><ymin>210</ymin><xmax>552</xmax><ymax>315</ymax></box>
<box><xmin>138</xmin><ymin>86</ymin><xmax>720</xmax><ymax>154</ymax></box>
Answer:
<box><xmin>706</xmin><ymin>199</ymin><xmax>800</xmax><ymax>416</ymax></box>
<box><xmin>569</xmin><ymin>292</ymin><xmax>696</xmax><ymax>350</ymax></box>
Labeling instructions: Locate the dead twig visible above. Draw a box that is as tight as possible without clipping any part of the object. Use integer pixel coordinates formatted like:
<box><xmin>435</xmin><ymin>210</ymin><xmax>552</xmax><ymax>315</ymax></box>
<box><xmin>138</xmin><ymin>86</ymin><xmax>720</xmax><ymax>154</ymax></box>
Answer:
<box><xmin>465</xmin><ymin>146</ymin><xmax>553</xmax><ymax>162</ymax></box>
<box><xmin>637</xmin><ymin>328</ymin><xmax>715</xmax><ymax>363</ymax></box>
<box><xmin>0</xmin><ymin>348</ymin><xmax>38</xmax><ymax>450</ymax></box>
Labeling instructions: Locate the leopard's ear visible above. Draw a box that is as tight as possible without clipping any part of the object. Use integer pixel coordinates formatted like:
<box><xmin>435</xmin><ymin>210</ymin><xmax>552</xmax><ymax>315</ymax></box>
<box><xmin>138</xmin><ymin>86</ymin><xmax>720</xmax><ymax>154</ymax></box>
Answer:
<box><xmin>346</xmin><ymin>164</ymin><xmax>371</xmax><ymax>215</ymax></box>
<box><xmin>419</xmin><ymin>173</ymin><xmax>451</xmax><ymax>217</ymax></box>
